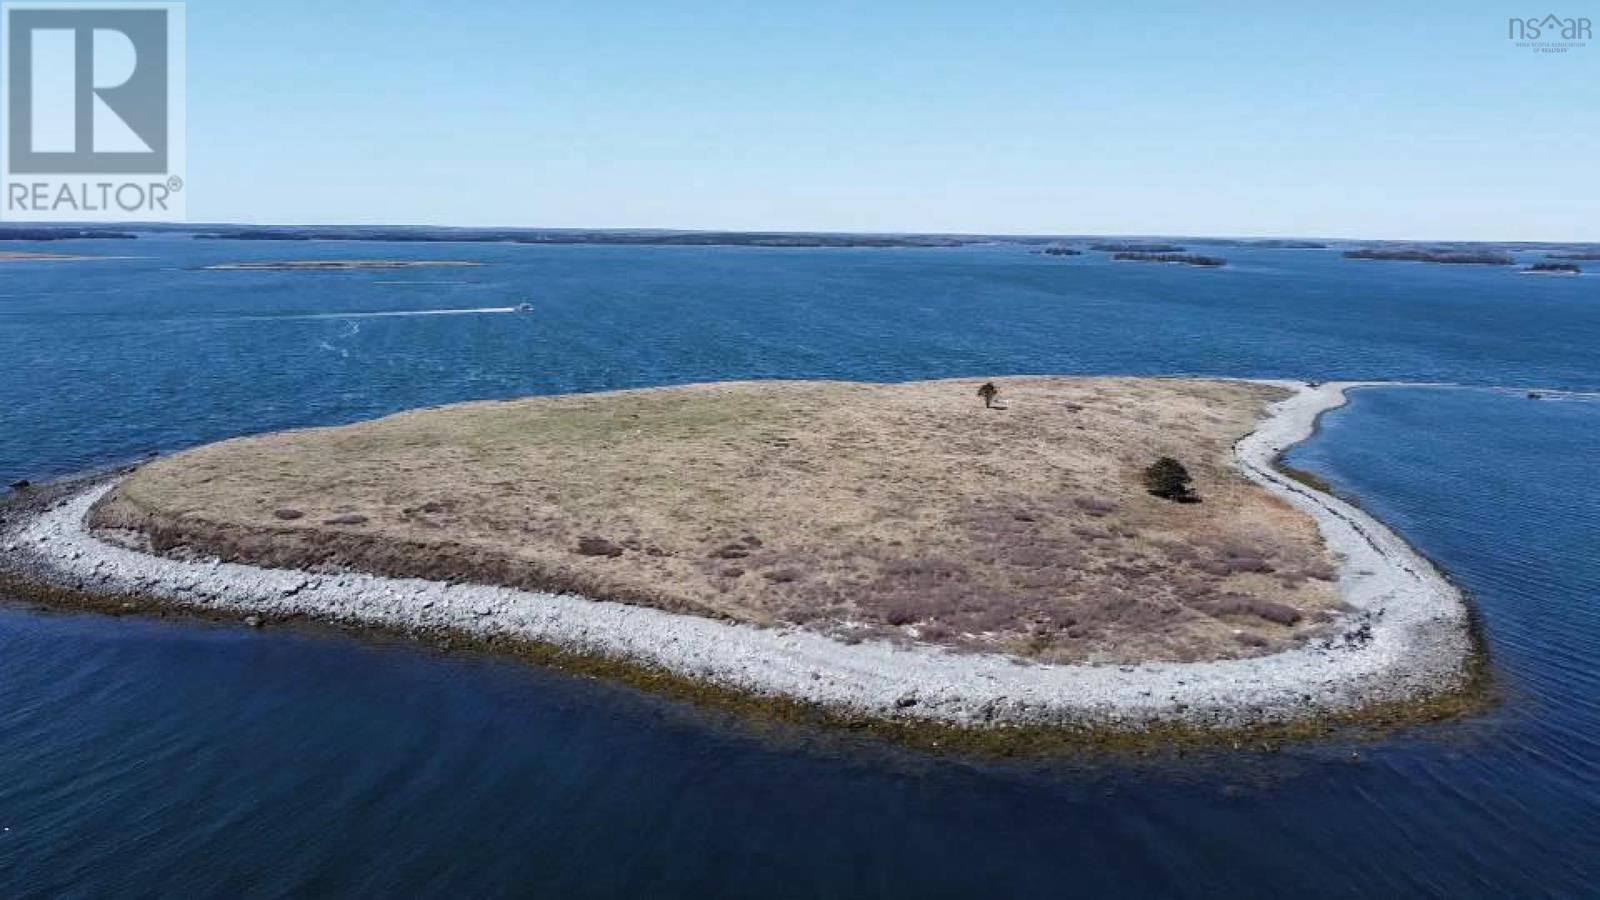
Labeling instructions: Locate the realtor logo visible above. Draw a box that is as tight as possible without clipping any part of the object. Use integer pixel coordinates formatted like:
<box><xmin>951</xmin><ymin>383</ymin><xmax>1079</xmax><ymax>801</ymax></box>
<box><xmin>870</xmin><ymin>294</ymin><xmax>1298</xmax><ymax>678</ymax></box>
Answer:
<box><xmin>1</xmin><ymin>2</ymin><xmax>185</xmax><ymax>220</ymax></box>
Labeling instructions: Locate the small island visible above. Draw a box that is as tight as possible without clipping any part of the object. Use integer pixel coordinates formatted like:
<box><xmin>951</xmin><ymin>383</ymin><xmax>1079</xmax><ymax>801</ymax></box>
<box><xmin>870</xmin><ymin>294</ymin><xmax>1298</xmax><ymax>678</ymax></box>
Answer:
<box><xmin>1112</xmin><ymin>252</ymin><xmax>1227</xmax><ymax>267</ymax></box>
<box><xmin>1343</xmin><ymin>248</ymin><xmax>1514</xmax><ymax>265</ymax></box>
<box><xmin>1523</xmin><ymin>262</ymin><xmax>1581</xmax><ymax>275</ymax></box>
<box><xmin>1191</xmin><ymin>239</ymin><xmax>1328</xmax><ymax>249</ymax></box>
<box><xmin>1091</xmin><ymin>242</ymin><xmax>1186</xmax><ymax>253</ymax></box>
<box><xmin>1240</xmin><ymin>239</ymin><xmax>1327</xmax><ymax>249</ymax></box>
<box><xmin>1040</xmin><ymin>246</ymin><xmax>1083</xmax><ymax>256</ymax></box>
<box><xmin>202</xmin><ymin>260</ymin><xmax>485</xmax><ymax>271</ymax></box>
<box><xmin>2</xmin><ymin>377</ymin><xmax>1477</xmax><ymax>737</ymax></box>
<box><xmin>0</xmin><ymin>227</ymin><xmax>137</xmax><ymax>241</ymax></box>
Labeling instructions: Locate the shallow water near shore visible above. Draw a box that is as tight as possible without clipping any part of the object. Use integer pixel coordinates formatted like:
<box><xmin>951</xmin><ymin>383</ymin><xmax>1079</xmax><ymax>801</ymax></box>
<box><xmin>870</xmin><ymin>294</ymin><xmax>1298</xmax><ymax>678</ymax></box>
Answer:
<box><xmin>2</xmin><ymin>239</ymin><xmax>1599</xmax><ymax>895</ymax></box>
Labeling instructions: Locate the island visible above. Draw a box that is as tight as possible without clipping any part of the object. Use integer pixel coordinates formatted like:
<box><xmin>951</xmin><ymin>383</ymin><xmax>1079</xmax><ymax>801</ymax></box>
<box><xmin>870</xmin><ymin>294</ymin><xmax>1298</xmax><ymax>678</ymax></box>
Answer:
<box><xmin>1523</xmin><ymin>262</ymin><xmax>1581</xmax><ymax>275</ymax></box>
<box><xmin>1112</xmin><ymin>252</ymin><xmax>1227</xmax><ymax>267</ymax></box>
<box><xmin>201</xmin><ymin>260</ymin><xmax>485</xmax><ymax>271</ymax></box>
<box><xmin>1090</xmin><ymin>242</ymin><xmax>1186</xmax><ymax>253</ymax></box>
<box><xmin>1239</xmin><ymin>239</ymin><xmax>1327</xmax><ymax>249</ymax></box>
<box><xmin>2</xmin><ymin>378</ymin><xmax>1476</xmax><ymax>739</ymax></box>
<box><xmin>1040</xmin><ymin>246</ymin><xmax>1083</xmax><ymax>256</ymax></box>
<box><xmin>1188</xmin><ymin>239</ymin><xmax>1328</xmax><ymax>249</ymax></box>
<box><xmin>1545</xmin><ymin>252</ymin><xmax>1600</xmax><ymax>261</ymax></box>
<box><xmin>0</xmin><ymin>227</ymin><xmax>137</xmax><ymax>241</ymax></box>
<box><xmin>1342</xmin><ymin>248</ymin><xmax>1514</xmax><ymax>265</ymax></box>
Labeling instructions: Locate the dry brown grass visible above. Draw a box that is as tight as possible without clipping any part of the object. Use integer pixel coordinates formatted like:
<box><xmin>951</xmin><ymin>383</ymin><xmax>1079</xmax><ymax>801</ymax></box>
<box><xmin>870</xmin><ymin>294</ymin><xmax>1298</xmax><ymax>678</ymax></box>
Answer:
<box><xmin>94</xmin><ymin>377</ymin><xmax>1345</xmax><ymax>664</ymax></box>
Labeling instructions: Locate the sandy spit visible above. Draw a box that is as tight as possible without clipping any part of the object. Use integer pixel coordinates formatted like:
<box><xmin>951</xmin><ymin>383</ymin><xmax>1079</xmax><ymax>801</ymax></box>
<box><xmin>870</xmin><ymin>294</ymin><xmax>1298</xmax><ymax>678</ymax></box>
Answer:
<box><xmin>2</xmin><ymin>382</ymin><xmax>1474</xmax><ymax>730</ymax></box>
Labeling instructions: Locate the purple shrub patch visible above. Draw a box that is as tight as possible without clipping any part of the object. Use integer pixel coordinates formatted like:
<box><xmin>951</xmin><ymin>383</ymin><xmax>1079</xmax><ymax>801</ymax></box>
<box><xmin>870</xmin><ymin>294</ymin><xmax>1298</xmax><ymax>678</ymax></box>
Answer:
<box><xmin>1203</xmin><ymin>594</ymin><xmax>1304</xmax><ymax>626</ymax></box>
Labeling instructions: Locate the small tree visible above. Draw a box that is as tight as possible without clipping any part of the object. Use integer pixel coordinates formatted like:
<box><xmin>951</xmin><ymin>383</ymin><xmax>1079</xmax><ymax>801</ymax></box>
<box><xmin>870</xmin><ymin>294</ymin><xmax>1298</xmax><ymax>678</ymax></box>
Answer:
<box><xmin>1144</xmin><ymin>457</ymin><xmax>1198</xmax><ymax>502</ymax></box>
<box><xmin>977</xmin><ymin>382</ymin><xmax>999</xmax><ymax>408</ymax></box>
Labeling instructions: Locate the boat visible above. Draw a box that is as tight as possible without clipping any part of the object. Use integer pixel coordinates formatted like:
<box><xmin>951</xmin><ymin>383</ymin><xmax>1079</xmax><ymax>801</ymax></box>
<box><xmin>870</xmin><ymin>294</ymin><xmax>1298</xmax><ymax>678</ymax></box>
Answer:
<box><xmin>515</xmin><ymin>302</ymin><xmax>535</xmax><ymax>313</ymax></box>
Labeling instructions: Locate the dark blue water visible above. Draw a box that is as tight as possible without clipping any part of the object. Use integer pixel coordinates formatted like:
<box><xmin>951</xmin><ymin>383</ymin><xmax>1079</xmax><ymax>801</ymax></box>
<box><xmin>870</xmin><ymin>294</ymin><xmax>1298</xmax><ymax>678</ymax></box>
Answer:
<box><xmin>2</xmin><ymin>240</ymin><xmax>1598</xmax><ymax>896</ymax></box>
<box><xmin>2</xmin><ymin>238</ymin><xmax>1597</xmax><ymax>484</ymax></box>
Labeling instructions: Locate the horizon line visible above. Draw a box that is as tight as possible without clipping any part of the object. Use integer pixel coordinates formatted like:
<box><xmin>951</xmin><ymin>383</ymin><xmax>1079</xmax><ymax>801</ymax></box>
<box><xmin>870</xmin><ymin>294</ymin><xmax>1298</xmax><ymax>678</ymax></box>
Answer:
<box><xmin>2</xmin><ymin>221</ymin><xmax>1596</xmax><ymax>246</ymax></box>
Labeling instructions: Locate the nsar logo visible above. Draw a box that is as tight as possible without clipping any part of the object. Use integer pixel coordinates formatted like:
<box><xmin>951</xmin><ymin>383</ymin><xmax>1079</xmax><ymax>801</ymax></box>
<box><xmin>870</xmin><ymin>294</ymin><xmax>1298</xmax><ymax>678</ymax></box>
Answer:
<box><xmin>1507</xmin><ymin>13</ymin><xmax>1591</xmax><ymax>53</ymax></box>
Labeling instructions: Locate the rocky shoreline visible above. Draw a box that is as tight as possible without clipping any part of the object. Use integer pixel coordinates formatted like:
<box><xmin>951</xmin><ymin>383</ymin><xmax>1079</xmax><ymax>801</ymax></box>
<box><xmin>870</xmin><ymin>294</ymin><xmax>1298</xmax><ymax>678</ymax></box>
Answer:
<box><xmin>0</xmin><ymin>382</ymin><xmax>1477</xmax><ymax>733</ymax></box>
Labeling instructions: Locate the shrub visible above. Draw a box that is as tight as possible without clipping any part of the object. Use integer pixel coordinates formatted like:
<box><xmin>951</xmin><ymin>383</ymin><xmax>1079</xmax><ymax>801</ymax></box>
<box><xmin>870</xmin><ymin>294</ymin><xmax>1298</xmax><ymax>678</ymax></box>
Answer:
<box><xmin>1198</xmin><ymin>554</ymin><xmax>1275</xmax><ymax>576</ymax></box>
<box><xmin>880</xmin><ymin>557</ymin><xmax>966</xmax><ymax>580</ymax></box>
<box><xmin>1225</xmin><ymin>554</ymin><xmax>1274</xmax><ymax>574</ymax></box>
<box><xmin>977</xmin><ymin>382</ymin><xmax>1000</xmax><ymax>408</ymax></box>
<box><xmin>1144</xmin><ymin>457</ymin><xmax>1198</xmax><ymax>502</ymax></box>
<box><xmin>1205</xmin><ymin>595</ymin><xmax>1303</xmax><ymax>626</ymax></box>
<box><xmin>884</xmin><ymin>604</ymin><xmax>918</xmax><ymax>626</ymax></box>
<box><xmin>1250</xmin><ymin>602</ymin><xmax>1303</xmax><ymax>627</ymax></box>
<box><xmin>576</xmin><ymin>536</ymin><xmax>624</xmax><ymax>557</ymax></box>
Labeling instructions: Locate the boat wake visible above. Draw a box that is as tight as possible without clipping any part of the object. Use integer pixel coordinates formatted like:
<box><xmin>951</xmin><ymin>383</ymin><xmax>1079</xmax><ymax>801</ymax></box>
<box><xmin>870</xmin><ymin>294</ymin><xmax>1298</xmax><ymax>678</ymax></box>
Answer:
<box><xmin>245</xmin><ymin>307</ymin><xmax>520</xmax><ymax>322</ymax></box>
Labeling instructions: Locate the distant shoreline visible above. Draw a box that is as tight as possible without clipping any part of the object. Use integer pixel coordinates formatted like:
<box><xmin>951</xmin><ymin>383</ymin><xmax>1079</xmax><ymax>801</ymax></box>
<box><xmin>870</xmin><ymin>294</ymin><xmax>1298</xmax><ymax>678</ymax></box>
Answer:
<box><xmin>193</xmin><ymin>229</ymin><xmax>972</xmax><ymax>249</ymax></box>
<box><xmin>11</xmin><ymin>223</ymin><xmax>1593</xmax><ymax>253</ymax></box>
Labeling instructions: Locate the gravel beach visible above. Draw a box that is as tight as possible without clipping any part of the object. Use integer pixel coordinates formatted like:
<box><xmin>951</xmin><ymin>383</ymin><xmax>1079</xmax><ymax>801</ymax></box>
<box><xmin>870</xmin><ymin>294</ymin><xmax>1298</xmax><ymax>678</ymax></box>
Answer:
<box><xmin>1</xmin><ymin>381</ymin><xmax>1476</xmax><ymax>731</ymax></box>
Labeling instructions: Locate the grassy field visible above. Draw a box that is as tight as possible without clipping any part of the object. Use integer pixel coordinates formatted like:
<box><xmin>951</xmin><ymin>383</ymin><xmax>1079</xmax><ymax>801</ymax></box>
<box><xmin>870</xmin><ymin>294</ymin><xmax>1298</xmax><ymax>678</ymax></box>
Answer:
<box><xmin>94</xmin><ymin>377</ymin><xmax>1344</xmax><ymax>665</ymax></box>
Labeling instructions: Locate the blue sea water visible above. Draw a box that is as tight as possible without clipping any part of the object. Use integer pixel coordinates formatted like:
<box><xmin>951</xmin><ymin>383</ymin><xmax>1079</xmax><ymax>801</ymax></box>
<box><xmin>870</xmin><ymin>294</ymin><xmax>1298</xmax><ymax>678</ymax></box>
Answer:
<box><xmin>3</xmin><ymin>238</ymin><xmax>1598</xmax><ymax>483</ymax></box>
<box><xmin>1</xmin><ymin>238</ymin><xmax>1598</xmax><ymax>896</ymax></box>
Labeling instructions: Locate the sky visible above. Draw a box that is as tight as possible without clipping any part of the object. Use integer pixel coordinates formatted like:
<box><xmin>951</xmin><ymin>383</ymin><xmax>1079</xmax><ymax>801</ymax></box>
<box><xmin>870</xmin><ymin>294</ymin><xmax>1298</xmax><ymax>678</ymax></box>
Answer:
<box><xmin>185</xmin><ymin>0</ymin><xmax>1599</xmax><ymax>240</ymax></box>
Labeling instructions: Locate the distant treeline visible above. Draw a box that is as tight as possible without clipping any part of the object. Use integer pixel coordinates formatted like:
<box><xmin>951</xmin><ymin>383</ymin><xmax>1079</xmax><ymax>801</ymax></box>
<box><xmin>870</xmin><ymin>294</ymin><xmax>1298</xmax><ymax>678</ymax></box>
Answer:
<box><xmin>1111</xmin><ymin>252</ymin><xmax>1227</xmax><ymax>267</ymax></box>
<box><xmin>1090</xmin><ymin>242</ymin><xmax>1186</xmax><ymax>253</ymax></box>
<box><xmin>0</xmin><ymin>228</ymin><xmax>137</xmax><ymax>241</ymax></box>
<box><xmin>192</xmin><ymin>228</ymin><xmax>972</xmax><ymax>249</ymax></box>
<box><xmin>1204</xmin><ymin>239</ymin><xmax>1327</xmax><ymax>249</ymax></box>
<box><xmin>1546</xmin><ymin>252</ymin><xmax>1600</xmax><ymax>261</ymax></box>
<box><xmin>1344</xmin><ymin>248</ymin><xmax>1514</xmax><ymax>265</ymax></box>
<box><xmin>1525</xmin><ymin>262</ymin><xmax>1581</xmax><ymax>274</ymax></box>
<box><xmin>195</xmin><ymin>232</ymin><xmax>313</xmax><ymax>241</ymax></box>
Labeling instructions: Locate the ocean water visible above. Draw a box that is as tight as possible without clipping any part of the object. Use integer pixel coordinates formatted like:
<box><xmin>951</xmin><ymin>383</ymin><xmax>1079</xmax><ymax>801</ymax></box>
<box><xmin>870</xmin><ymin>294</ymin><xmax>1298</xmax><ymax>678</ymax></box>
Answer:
<box><xmin>3</xmin><ymin>237</ymin><xmax>1598</xmax><ymax>483</ymax></box>
<box><xmin>1</xmin><ymin>238</ymin><xmax>1598</xmax><ymax>896</ymax></box>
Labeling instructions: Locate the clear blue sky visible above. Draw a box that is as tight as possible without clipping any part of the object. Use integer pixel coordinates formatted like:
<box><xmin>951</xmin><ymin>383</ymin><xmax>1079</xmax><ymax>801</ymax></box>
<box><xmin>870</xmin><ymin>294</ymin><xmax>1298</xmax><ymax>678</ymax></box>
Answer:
<box><xmin>188</xmin><ymin>0</ymin><xmax>1598</xmax><ymax>240</ymax></box>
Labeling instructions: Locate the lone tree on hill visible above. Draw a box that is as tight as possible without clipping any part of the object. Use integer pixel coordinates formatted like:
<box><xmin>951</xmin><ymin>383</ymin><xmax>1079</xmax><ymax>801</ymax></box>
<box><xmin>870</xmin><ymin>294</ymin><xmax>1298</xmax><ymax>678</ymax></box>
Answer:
<box><xmin>1144</xmin><ymin>457</ymin><xmax>1198</xmax><ymax>502</ymax></box>
<box><xmin>977</xmin><ymin>382</ymin><xmax>1000</xmax><ymax>408</ymax></box>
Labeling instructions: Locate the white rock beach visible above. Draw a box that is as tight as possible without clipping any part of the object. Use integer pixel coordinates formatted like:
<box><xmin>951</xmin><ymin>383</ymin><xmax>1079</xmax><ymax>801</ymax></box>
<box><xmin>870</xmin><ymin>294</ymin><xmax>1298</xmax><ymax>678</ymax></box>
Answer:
<box><xmin>2</xmin><ymin>381</ymin><xmax>1475</xmax><ymax>730</ymax></box>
